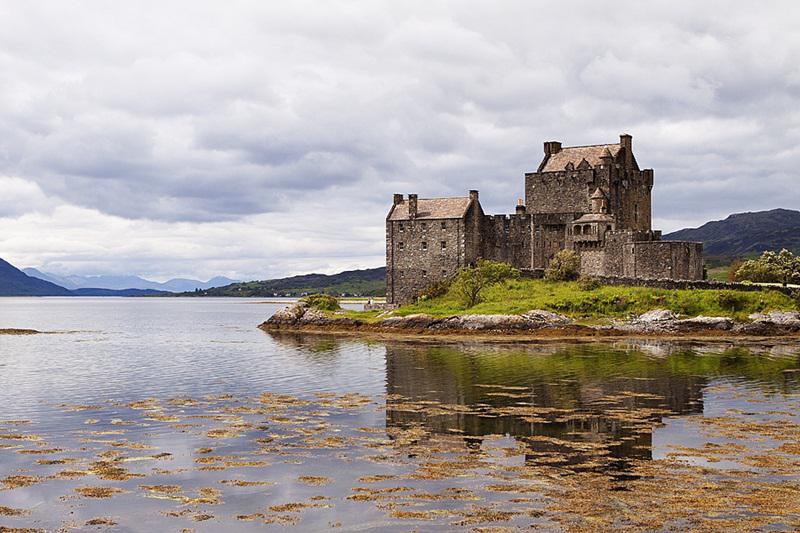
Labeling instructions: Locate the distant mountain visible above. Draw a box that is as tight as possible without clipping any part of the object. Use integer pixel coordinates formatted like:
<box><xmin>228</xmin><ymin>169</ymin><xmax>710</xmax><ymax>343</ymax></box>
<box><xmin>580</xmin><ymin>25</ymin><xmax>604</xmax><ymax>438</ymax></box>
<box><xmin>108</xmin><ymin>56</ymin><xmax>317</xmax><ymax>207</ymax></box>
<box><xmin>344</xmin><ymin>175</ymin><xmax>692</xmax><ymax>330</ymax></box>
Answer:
<box><xmin>179</xmin><ymin>267</ymin><xmax>386</xmax><ymax>297</ymax></box>
<box><xmin>0</xmin><ymin>258</ymin><xmax>71</xmax><ymax>296</ymax></box>
<box><xmin>664</xmin><ymin>209</ymin><xmax>800</xmax><ymax>258</ymax></box>
<box><xmin>23</xmin><ymin>268</ymin><xmax>237</xmax><ymax>292</ymax></box>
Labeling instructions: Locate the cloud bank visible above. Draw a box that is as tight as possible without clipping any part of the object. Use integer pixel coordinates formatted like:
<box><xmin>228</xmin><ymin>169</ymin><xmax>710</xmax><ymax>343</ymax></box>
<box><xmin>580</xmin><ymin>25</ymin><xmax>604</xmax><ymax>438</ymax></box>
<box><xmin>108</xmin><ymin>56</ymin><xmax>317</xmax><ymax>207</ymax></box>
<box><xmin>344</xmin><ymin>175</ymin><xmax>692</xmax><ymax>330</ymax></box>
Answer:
<box><xmin>1</xmin><ymin>0</ymin><xmax>798</xmax><ymax>279</ymax></box>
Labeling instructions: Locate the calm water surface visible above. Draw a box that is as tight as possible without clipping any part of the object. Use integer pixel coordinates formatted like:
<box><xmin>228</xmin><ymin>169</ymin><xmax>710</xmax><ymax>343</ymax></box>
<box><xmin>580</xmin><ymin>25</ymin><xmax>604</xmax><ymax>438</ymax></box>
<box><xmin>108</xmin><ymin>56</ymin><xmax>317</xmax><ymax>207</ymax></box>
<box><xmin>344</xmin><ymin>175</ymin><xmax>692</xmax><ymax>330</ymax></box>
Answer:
<box><xmin>1</xmin><ymin>298</ymin><xmax>799</xmax><ymax>531</ymax></box>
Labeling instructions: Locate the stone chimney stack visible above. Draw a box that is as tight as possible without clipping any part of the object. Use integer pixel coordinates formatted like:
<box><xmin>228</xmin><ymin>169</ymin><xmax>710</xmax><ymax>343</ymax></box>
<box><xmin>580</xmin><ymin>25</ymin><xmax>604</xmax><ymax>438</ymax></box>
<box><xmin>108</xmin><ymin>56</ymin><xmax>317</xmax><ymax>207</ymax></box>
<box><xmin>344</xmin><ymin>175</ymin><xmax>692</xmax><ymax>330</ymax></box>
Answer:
<box><xmin>515</xmin><ymin>198</ymin><xmax>526</xmax><ymax>215</ymax></box>
<box><xmin>469</xmin><ymin>190</ymin><xmax>479</xmax><ymax>203</ymax></box>
<box><xmin>408</xmin><ymin>194</ymin><xmax>418</xmax><ymax>218</ymax></box>
<box><xmin>620</xmin><ymin>133</ymin><xmax>633</xmax><ymax>167</ymax></box>
<box><xmin>393</xmin><ymin>193</ymin><xmax>403</xmax><ymax>206</ymax></box>
<box><xmin>543</xmin><ymin>141</ymin><xmax>562</xmax><ymax>156</ymax></box>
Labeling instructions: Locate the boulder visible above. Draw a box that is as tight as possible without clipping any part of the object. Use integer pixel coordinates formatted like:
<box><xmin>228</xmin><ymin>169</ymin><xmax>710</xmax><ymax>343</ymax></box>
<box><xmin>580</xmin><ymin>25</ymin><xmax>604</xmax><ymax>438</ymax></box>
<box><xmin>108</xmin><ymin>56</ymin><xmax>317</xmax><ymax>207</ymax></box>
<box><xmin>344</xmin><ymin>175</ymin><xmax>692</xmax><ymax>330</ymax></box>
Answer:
<box><xmin>738</xmin><ymin>311</ymin><xmax>800</xmax><ymax>334</ymax></box>
<box><xmin>675</xmin><ymin>316</ymin><xmax>733</xmax><ymax>331</ymax></box>
<box><xmin>522</xmin><ymin>310</ymin><xmax>573</xmax><ymax>328</ymax></box>
<box><xmin>437</xmin><ymin>314</ymin><xmax>532</xmax><ymax>331</ymax></box>
<box><xmin>637</xmin><ymin>309</ymin><xmax>678</xmax><ymax>322</ymax></box>
<box><xmin>267</xmin><ymin>302</ymin><xmax>308</xmax><ymax>325</ymax></box>
<box><xmin>375</xmin><ymin>314</ymin><xmax>440</xmax><ymax>329</ymax></box>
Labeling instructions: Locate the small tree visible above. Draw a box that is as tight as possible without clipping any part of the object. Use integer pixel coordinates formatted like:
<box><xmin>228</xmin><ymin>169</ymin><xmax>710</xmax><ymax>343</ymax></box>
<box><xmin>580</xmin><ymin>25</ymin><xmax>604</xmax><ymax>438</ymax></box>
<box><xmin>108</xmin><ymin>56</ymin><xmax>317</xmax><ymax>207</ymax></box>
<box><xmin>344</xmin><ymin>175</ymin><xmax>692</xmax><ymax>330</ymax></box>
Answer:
<box><xmin>453</xmin><ymin>259</ymin><xmax>519</xmax><ymax>308</ymax></box>
<box><xmin>735</xmin><ymin>249</ymin><xmax>800</xmax><ymax>285</ymax></box>
<box><xmin>545</xmin><ymin>249</ymin><xmax>581</xmax><ymax>282</ymax></box>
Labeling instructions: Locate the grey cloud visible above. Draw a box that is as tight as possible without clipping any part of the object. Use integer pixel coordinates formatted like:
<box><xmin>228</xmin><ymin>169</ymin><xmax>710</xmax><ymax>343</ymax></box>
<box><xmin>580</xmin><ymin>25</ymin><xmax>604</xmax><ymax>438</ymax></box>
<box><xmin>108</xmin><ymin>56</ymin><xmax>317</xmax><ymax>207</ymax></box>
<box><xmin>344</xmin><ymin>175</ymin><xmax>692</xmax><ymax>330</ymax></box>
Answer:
<box><xmin>0</xmin><ymin>0</ymin><xmax>799</xmax><ymax>277</ymax></box>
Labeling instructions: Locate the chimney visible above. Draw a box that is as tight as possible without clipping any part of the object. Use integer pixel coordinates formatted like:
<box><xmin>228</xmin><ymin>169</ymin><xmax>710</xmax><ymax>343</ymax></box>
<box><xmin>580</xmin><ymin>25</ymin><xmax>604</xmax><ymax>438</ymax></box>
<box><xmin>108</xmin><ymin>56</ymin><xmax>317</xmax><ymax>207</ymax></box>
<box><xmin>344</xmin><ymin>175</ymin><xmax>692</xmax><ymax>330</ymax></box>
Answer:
<box><xmin>393</xmin><ymin>193</ymin><xmax>403</xmax><ymax>206</ymax></box>
<box><xmin>543</xmin><ymin>141</ymin><xmax>562</xmax><ymax>156</ymax></box>
<box><xmin>620</xmin><ymin>133</ymin><xmax>632</xmax><ymax>167</ymax></box>
<box><xmin>408</xmin><ymin>194</ymin><xmax>418</xmax><ymax>218</ymax></box>
<box><xmin>515</xmin><ymin>198</ymin><xmax>526</xmax><ymax>215</ymax></box>
<box><xmin>469</xmin><ymin>190</ymin><xmax>479</xmax><ymax>203</ymax></box>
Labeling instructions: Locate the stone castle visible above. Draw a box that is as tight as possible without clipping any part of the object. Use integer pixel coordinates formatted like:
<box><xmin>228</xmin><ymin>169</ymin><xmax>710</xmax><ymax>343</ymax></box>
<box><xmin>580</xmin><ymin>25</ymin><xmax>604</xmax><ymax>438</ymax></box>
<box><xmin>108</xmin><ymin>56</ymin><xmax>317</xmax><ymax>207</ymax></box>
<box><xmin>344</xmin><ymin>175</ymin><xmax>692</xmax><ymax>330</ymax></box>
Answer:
<box><xmin>385</xmin><ymin>134</ymin><xmax>703</xmax><ymax>304</ymax></box>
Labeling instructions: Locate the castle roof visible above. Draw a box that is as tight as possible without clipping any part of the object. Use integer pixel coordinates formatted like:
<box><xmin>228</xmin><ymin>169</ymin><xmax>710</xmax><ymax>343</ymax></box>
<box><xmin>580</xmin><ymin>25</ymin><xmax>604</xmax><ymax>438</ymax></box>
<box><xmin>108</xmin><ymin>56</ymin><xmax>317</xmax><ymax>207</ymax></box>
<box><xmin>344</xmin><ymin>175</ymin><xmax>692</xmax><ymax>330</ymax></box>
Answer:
<box><xmin>541</xmin><ymin>143</ymin><xmax>621</xmax><ymax>172</ymax></box>
<box><xmin>388</xmin><ymin>196</ymin><xmax>472</xmax><ymax>221</ymax></box>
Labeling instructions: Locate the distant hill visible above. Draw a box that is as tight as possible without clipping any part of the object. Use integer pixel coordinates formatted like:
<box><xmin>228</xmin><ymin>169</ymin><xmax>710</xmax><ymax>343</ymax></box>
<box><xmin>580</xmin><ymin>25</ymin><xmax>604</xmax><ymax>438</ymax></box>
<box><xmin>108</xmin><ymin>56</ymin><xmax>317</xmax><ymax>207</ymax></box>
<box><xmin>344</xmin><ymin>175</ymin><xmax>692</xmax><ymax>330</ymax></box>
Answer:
<box><xmin>664</xmin><ymin>209</ymin><xmax>800</xmax><ymax>258</ymax></box>
<box><xmin>1</xmin><ymin>257</ymin><xmax>168</xmax><ymax>297</ymax></box>
<box><xmin>0</xmin><ymin>258</ymin><xmax>71</xmax><ymax>296</ymax></box>
<box><xmin>178</xmin><ymin>267</ymin><xmax>386</xmax><ymax>297</ymax></box>
<box><xmin>23</xmin><ymin>268</ymin><xmax>237</xmax><ymax>292</ymax></box>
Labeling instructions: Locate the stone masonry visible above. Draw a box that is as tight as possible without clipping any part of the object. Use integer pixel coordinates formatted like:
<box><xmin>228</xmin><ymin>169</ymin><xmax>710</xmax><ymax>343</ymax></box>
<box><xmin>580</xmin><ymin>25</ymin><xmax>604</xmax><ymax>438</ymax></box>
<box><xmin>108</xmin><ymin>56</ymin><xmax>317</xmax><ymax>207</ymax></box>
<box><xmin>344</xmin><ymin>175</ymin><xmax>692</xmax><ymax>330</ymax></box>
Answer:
<box><xmin>385</xmin><ymin>134</ymin><xmax>704</xmax><ymax>304</ymax></box>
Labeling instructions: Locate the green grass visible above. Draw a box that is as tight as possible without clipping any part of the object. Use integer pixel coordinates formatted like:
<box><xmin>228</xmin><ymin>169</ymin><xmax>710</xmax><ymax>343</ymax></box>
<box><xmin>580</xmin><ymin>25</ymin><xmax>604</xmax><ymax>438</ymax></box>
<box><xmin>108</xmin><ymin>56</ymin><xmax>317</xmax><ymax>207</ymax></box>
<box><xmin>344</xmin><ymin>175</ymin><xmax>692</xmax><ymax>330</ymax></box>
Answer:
<box><xmin>706</xmin><ymin>265</ymin><xmax>730</xmax><ymax>282</ymax></box>
<box><xmin>339</xmin><ymin>279</ymin><xmax>798</xmax><ymax>322</ymax></box>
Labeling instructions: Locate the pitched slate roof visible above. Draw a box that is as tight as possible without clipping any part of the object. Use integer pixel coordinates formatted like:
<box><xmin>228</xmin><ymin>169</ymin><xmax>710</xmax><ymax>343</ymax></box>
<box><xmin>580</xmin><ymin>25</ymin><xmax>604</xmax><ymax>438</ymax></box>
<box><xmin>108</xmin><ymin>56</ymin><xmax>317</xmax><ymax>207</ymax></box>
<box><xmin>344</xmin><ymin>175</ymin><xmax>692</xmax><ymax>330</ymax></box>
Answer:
<box><xmin>388</xmin><ymin>197</ymin><xmax>472</xmax><ymax>221</ymax></box>
<box><xmin>541</xmin><ymin>143</ymin><xmax>621</xmax><ymax>172</ymax></box>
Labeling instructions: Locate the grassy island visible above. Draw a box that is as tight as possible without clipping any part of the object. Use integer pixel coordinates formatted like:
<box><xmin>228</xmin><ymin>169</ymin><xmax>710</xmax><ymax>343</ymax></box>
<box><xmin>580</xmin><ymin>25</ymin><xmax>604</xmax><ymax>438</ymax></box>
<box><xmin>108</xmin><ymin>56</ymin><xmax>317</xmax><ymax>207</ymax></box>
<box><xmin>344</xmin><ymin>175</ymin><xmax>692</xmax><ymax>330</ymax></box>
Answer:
<box><xmin>340</xmin><ymin>278</ymin><xmax>798</xmax><ymax>323</ymax></box>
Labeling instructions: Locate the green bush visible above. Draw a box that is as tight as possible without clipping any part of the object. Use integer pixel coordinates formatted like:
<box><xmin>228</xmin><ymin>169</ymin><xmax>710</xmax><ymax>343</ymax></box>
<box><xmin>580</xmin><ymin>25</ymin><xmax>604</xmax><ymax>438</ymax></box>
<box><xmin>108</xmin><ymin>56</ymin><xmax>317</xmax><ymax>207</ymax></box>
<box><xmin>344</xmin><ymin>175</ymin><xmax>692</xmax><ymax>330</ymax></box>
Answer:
<box><xmin>716</xmin><ymin>291</ymin><xmax>747</xmax><ymax>312</ymax></box>
<box><xmin>545</xmin><ymin>249</ymin><xmax>581</xmax><ymax>282</ymax></box>
<box><xmin>577</xmin><ymin>276</ymin><xmax>601</xmax><ymax>291</ymax></box>
<box><xmin>736</xmin><ymin>249</ymin><xmax>800</xmax><ymax>285</ymax></box>
<box><xmin>300</xmin><ymin>293</ymin><xmax>340</xmax><ymax>311</ymax></box>
<box><xmin>416</xmin><ymin>278</ymin><xmax>451</xmax><ymax>301</ymax></box>
<box><xmin>453</xmin><ymin>259</ymin><xmax>519</xmax><ymax>308</ymax></box>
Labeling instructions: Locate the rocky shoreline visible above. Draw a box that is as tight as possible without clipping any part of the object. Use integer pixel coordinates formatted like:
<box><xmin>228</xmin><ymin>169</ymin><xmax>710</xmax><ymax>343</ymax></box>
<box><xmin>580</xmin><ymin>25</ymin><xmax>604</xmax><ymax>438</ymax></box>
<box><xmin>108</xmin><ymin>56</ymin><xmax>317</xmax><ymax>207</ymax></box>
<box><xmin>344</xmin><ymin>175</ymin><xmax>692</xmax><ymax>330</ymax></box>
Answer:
<box><xmin>259</xmin><ymin>302</ymin><xmax>800</xmax><ymax>338</ymax></box>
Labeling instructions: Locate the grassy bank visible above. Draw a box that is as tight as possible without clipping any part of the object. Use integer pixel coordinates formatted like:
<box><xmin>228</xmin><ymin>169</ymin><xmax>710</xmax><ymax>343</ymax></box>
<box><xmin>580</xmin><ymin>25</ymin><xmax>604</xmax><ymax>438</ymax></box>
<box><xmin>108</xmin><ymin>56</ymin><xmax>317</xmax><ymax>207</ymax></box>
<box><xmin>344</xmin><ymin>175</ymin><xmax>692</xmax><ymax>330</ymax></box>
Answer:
<box><xmin>339</xmin><ymin>279</ymin><xmax>798</xmax><ymax>322</ymax></box>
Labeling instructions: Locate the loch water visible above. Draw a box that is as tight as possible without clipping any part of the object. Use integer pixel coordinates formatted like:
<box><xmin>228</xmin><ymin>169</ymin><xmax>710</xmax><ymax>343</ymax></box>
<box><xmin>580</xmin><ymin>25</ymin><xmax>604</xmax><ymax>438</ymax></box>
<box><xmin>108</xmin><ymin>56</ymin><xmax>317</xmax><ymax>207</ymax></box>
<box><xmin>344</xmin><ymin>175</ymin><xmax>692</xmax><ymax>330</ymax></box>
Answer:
<box><xmin>1</xmin><ymin>298</ymin><xmax>799</xmax><ymax>531</ymax></box>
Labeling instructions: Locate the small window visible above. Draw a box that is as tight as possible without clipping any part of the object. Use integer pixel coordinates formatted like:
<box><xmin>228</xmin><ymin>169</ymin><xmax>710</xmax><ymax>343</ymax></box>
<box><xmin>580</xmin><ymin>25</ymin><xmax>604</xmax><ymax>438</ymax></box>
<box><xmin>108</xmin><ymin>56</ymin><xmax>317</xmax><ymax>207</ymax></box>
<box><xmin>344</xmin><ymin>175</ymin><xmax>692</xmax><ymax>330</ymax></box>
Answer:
<box><xmin>422</xmin><ymin>270</ymin><xmax>427</xmax><ymax>277</ymax></box>
<box><xmin>606</xmin><ymin>225</ymin><xmax>612</xmax><ymax>233</ymax></box>
<box><xmin>441</xmin><ymin>221</ymin><xmax>446</xmax><ymax>229</ymax></box>
<box><xmin>441</xmin><ymin>241</ymin><xmax>447</xmax><ymax>250</ymax></box>
<box><xmin>421</xmin><ymin>222</ymin><xmax>427</xmax><ymax>230</ymax></box>
<box><xmin>442</xmin><ymin>269</ymin><xmax>447</xmax><ymax>277</ymax></box>
<box><xmin>398</xmin><ymin>222</ymin><xmax>404</xmax><ymax>232</ymax></box>
<box><xmin>421</xmin><ymin>241</ymin><xmax>428</xmax><ymax>251</ymax></box>
<box><xmin>398</xmin><ymin>242</ymin><xmax>404</xmax><ymax>250</ymax></box>
<box><xmin>634</xmin><ymin>204</ymin><xmax>639</xmax><ymax>224</ymax></box>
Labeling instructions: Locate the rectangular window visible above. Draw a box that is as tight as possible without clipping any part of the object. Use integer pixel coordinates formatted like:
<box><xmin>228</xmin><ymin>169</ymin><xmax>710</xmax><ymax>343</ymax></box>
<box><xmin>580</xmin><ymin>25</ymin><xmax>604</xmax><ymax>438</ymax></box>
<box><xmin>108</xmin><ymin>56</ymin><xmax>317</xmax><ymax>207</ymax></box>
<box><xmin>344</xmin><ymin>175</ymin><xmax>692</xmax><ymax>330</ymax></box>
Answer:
<box><xmin>441</xmin><ymin>241</ymin><xmax>447</xmax><ymax>250</ymax></box>
<box><xmin>421</xmin><ymin>222</ymin><xmax>427</xmax><ymax>230</ymax></box>
<box><xmin>398</xmin><ymin>222</ymin><xmax>404</xmax><ymax>232</ymax></box>
<box><xmin>442</xmin><ymin>269</ymin><xmax>447</xmax><ymax>277</ymax></box>
<box><xmin>441</xmin><ymin>221</ymin><xmax>446</xmax><ymax>229</ymax></box>
<box><xmin>422</xmin><ymin>270</ymin><xmax>427</xmax><ymax>277</ymax></box>
<box><xmin>398</xmin><ymin>242</ymin><xmax>404</xmax><ymax>250</ymax></box>
<box><xmin>421</xmin><ymin>241</ymin><xmax>427</xmax><ymax>251</ymax></box>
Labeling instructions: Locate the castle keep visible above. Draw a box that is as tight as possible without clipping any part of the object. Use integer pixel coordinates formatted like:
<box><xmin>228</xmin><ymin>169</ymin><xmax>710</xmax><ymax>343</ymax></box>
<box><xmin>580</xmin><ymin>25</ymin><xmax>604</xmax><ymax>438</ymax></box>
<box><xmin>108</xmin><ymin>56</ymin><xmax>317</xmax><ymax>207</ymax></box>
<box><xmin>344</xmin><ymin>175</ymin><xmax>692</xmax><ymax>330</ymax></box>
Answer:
<box><xmin>385</xmin><ymin>134</ymin><xmax>703</xmax><ymax>304</ymax></box>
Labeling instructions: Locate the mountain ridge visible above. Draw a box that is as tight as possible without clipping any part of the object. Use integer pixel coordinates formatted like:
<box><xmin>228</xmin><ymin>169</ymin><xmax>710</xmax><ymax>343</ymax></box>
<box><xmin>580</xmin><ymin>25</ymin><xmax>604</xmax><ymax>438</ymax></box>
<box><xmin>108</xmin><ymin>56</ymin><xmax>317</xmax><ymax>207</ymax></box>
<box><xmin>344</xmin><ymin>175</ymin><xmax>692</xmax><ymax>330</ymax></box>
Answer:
<box><xmin>23</xmin><ymin>268</ymin><xmax>237</xmax><ymax>292</ymax></box>
<box><xmin>664</xmin><ymin>208</ymin><xmax>800</xmax><ymax>258</ymax></box>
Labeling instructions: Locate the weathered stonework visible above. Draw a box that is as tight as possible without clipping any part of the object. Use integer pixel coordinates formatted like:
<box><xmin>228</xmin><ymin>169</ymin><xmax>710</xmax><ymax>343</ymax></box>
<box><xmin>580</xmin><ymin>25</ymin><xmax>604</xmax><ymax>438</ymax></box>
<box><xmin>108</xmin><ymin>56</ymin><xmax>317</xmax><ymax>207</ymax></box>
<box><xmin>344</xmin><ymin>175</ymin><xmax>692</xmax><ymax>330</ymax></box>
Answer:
<box><xmin>385</xmin><ymin>134</ymin><xmax>704</xmax><ymax>304</ymax></box>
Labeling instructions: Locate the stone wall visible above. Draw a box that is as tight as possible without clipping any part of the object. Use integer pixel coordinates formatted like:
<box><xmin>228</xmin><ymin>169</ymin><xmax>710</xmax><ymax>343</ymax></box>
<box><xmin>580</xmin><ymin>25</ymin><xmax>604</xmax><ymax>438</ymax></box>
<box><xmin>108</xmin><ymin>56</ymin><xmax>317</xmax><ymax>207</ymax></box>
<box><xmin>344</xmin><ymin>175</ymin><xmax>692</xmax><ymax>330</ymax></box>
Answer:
<box><xmin>624</xmin><ymin>241</ymin><xmax>703</xmax><ymax>280</ymax></box>
<box><xmin>592</xmin><ymin>276</ymin><xmax>796</xmax><ymax>296</ymax></box>
<box><xmin>479</xmin><ymin>213</ymin><xmax>532</xmax><ymax>269</ymax></box>
<box><xmin>524</xmin><ymin>169</ymin><xmax>598</xmax><ymax>215</ymax></box>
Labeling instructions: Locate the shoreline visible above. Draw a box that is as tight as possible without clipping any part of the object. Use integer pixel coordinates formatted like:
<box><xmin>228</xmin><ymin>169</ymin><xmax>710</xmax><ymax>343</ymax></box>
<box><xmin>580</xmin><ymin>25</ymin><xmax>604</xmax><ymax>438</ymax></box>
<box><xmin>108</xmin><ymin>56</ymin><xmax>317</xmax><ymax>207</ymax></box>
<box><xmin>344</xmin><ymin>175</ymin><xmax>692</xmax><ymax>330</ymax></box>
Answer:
<box><xmin>259</xmin><ymin>307</ymin><xmax>800</xmax><ymax>343</ymax></box>
<box><xmin>259</xmin><ymin>323</ymin><xmax>800</xmax><ymax>345</ymax></box>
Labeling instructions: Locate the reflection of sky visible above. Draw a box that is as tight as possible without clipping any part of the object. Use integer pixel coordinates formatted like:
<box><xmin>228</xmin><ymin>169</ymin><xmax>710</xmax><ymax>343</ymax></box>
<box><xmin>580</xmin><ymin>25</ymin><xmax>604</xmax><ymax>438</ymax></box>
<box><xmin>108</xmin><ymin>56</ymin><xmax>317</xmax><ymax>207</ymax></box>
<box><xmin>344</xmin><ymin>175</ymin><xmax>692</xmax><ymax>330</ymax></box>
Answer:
<box><xmin>1</xmin><ymin>299</ymin><xmax>800</xmax><ymax>529</ymax></box>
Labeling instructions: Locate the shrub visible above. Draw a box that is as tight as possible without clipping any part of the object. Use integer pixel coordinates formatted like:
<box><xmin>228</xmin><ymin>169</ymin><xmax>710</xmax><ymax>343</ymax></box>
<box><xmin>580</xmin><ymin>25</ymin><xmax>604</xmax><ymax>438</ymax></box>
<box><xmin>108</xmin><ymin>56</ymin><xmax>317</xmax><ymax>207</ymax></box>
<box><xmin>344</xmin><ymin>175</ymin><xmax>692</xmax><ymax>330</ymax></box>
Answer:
<box><xmin>300</xmin><ymin>293</ymin><xmax>340</xmax><ymax>311</ymax></box>
<box><xmin>577</xmin><ymin>276</ymin><xmax>601</xmax><ymax>291</ymax></box>
<box><xmin>716</xmin><ymin>291</ymin><xmax>747</xmax><ymax>312</ymax></box>
<box><xmin>736</xmin><ymin>249</ymin><xmax>800</xmax><ymax>285</ymax></box>
<box><xmin>415</xmin><ymin>278</ymin><xmax>451</xmax><ymax>301</ymax></box>
<box><xmin>545</xmin><ymin>249</ymin><xmax>581</xmax><ymax>282</ymax></box>
<box><xmin>453</xmin><ymin>259</ymin><xmax>519</xmax><ymax>308</ymax></box>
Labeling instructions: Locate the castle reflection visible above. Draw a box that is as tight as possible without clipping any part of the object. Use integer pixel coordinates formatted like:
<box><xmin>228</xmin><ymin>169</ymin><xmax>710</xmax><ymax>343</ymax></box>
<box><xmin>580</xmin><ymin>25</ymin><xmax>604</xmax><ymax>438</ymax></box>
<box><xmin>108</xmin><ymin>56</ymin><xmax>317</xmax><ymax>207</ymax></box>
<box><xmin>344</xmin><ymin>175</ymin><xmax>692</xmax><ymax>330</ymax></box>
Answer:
<box><xmin>383</xmin><ymin>342</ymin><xmax>707</xmax><ymax>473</ymax></box>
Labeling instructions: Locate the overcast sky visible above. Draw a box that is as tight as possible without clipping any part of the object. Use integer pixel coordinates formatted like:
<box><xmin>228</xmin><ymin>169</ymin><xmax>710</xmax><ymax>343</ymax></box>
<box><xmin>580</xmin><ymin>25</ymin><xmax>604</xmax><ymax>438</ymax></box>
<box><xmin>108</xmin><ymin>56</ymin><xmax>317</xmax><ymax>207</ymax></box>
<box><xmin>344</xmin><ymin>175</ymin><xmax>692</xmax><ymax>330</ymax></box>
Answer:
<box><xmin>1</xmin><ymin>1</ymin><xmax>798</xmax><ymax>281</ymax></box>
